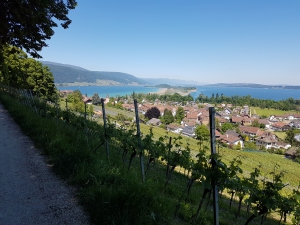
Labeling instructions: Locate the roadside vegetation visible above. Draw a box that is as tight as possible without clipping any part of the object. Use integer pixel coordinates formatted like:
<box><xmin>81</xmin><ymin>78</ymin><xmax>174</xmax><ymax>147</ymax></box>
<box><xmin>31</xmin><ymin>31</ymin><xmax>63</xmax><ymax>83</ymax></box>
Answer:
<box><xmin>1</xmin><ymin>87</ymin><xmax>300</xmax><ymax>225</ymax></box>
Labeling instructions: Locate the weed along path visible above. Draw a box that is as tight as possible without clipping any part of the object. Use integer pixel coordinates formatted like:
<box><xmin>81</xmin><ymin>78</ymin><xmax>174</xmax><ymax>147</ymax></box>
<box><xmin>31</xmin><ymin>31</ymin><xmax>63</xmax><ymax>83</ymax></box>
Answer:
<box><xmin>0</xmin><ymin>103</ymin><xmax>90</xmax><ymax>225</ymax></box>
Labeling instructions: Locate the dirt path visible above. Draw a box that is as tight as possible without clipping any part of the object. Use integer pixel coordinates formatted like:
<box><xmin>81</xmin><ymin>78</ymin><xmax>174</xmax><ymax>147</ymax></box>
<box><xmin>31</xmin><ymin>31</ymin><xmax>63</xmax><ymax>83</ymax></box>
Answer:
<box><xmin>0</xmin><ymin>103</ymin><xmax>90</xmax><ymax>225</ymax></box>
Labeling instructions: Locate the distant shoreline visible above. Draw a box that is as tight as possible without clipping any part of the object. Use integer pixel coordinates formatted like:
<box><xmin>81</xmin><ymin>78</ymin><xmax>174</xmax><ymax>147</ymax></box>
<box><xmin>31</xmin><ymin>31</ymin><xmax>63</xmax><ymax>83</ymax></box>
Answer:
<box><xmin>154</xmin><ymin>88</ymin><xmax>196</xmax><ymax>96</ymax></box>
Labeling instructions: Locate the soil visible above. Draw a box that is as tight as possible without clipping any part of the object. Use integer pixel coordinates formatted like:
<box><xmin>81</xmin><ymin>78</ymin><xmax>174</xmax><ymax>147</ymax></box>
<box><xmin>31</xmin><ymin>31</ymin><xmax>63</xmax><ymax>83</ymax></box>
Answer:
<box><xmin>0</xmin><ymin>103</ymin><xmax>90</xmax><ymax>225</ymax></box>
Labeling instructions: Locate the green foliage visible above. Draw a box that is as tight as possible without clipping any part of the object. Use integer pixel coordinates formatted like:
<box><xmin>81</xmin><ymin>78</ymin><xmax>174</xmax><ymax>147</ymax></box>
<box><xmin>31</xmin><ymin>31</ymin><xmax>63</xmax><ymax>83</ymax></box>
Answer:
<box><xmin>91</xmin><ymin>93</ymin><xmax>101</xmax><ymax>105</ymax></box>
<box><xmin>195</xmin><ymin>125</ymin><xmax>210</xmax><ymax>142</ymax></box>
<box><xmin>175</xmin><ymin>106</ymin><xmax>185</xmax><ymax>123</ymax></box>
<box><xmin>0</xmin><ymin>0</ymin><xmax>77</xmax><ymax>58</ymax></box>
<box><xmin>285</xmin><ymin>129</ymin><xmax>300</xmax><ymax>146</ymax></box>
<box><xmin>115</xmin><ymin>113</ymin><xmax>127</xmax><ymax>122</ymax></box>
<box><xmin>244</xmin><ymin>141</ymin><xmax>258</xmax><ymax>150</ymax></box>
<box><xmin>43</xmin><ymin>62</ymin><xmax>148</xmax><ymax>85</ymax></box>
<box><xmin>221</xmin><ymin>122</ymin><xmax>234</xmax><ymax>134</ymax></box>
<box><xmin>67</xmin><ymin>90</ymin><xmax>84</xmax><ymax>112</ymax></box>
<box><xmin>252</xmin><ymin>119</ymin><xmax>260</xmax><ymax>128</ymax></box>
<box><xmin>3</xmin><ymin>87</ymin><xmax>300</xmax><ymax>225</ymax></box>
<box><xmin>196</xmin><ymin>93</ymin><xmax>300</xmax><ymax>111</ymax></box>
<box><xmin>163</xmin><ymin>108</ymin><xmax>174</xmax><ymax>124</ymax></box>
<box><xmin>0</xmin><ymin>46</ymin><xmax>57</xmax><ymax>100</ymax></box>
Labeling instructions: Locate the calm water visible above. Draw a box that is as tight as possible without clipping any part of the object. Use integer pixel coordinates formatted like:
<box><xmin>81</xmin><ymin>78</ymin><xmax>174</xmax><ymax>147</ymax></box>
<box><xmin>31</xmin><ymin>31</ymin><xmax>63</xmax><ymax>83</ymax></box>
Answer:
<box><xmin>57</xmin><ymin>85</ymin><xmax>300</xmax><ymax>101</ymax></box>
<box><xmin>190</xmin><ymin>86</ymin><xmax>300</xmax><ymax>101</ymax></box>
<box><xmin>57</xmin><ymin>86</ymin><xmax>159</xmax><ymax>98</ymax></box>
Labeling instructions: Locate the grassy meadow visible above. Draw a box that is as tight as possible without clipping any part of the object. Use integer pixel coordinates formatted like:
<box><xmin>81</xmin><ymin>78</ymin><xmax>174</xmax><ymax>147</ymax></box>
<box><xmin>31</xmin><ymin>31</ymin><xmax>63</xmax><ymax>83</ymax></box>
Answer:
<box><xmin>251</xmin><ymin>107</ymin><xmax>297</xmax><ymax>117</ymax></box>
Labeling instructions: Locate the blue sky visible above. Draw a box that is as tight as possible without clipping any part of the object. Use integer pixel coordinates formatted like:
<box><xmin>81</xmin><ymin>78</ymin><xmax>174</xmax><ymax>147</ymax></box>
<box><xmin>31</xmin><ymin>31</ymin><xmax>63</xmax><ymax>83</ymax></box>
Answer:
<box><xmin>40</xmin><ymin>0</ymin><xmax>300</xmax><ymax>85</ymax></box>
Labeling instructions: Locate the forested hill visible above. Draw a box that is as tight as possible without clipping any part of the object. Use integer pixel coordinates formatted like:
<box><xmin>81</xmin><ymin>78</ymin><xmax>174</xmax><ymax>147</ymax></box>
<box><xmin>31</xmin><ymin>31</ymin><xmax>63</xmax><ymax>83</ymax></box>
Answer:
<box><xmin>41</xmin><ymin>61</ymin><xmax>148</xmax><ymax>86</ymax></box>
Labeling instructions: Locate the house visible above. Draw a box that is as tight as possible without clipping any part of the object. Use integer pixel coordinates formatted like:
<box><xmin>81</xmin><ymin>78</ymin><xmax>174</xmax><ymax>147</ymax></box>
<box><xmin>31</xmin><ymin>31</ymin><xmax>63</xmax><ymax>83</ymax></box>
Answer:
<box><xmin>82</xmin><ymin>95</ymin><xmax>92</xmax><ymax>104</ymax></box>
<box><xmin>231</xmin><ymin>116</ymin><xmax>252</xmax><ymax>125</ymax></box>
<box><xmin>181</xmin><ymin>126</ymin><xmax>196</xmax><ymax>138</ymax></box>
<box><xmin>147</xmin><ymin>118</ymin><xmax>161</xmax><ymax>126</ymax></box>
<box><xmin>269</xmin><ymin>115</ymin><xmax>284</xmax><ymax>122</ymax></box>
<box><xmin>256</xmin><ymin>136</ymin><xmax>277</xmax><ymax>149</ymax></box>
<box><xmin>271</xmin><ymin>122</ymin><xmax>291</xmax><ymax>131</ymax></box>
<box><xmin>285</xmin><ymin>147</ymin><xmax>299</xmax><ymax>159</ymax></box>
<box><xmin>239</xmin><ymin>125</ymin><xmax>263</xmax><ymax>137</ymax></box>
<box><xmin>289</xmin><ymin>120</ymin><xmax>300</xmax><ymax>129</ymax></box>
<box><xmin>218</xmin><ymin>134</ymin><xmax>244</xmax><ymax>148</ymax></box>
<box><xmin>275</xmin><ymin>141</ymin><xmax>291</xmax><ymax>149</ymax></box>
<box><xmin>225</xmin><ymin>130</ymin><xmax>241</xmax><ymax>138</ymax></box>
<box><xmin>167</xmin><ymin>124</ymin><xmax>183</xmax><ymax>134</ymax></box>
<box><xmin>258</xmin><ymin>119</ymin><xmax>271</xmax><ymax>129</ymax></box>
<box><xmin>295</xmin><ymin>134</ymin><xmax>300</xmax><ymax>142</ymax></box>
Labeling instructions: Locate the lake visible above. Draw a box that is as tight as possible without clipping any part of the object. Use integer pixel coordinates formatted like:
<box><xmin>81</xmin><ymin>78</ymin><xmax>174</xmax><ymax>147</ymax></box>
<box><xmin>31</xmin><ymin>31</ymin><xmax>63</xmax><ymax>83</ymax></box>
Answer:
<box><xmin>57</xmin><ymin>86</ymin><xmax>159</xmax><ymax>98</ymax></box>
<box><xmin>57</xmin><ymin>85</ymin><xmax>300</xmax><ymax>101</ymax></box>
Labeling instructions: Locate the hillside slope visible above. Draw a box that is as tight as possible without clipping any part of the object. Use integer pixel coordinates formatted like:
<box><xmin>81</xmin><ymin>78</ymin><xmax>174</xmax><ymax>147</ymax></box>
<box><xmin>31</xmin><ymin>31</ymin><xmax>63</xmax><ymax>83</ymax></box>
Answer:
<box><xmin>41</xmin><ymin>61</ymin><xmax>148</xmax><ymax>85</ymax></box>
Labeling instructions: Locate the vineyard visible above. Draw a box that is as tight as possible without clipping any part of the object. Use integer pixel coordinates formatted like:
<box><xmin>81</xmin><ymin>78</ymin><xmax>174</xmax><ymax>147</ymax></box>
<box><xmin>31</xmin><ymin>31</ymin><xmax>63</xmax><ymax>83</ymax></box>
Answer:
<box><xmin>1</xmin><ymin>86</ymin><xmax>300</xmax><ymax>225</ymax></box>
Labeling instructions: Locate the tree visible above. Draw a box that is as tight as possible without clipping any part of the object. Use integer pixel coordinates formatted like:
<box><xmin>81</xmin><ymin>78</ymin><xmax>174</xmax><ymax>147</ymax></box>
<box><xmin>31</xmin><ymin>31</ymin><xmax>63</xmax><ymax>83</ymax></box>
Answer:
<box><xmin>252</xmin><ymin>119</ymin><xmax>260</xmax><ymax>128</ymax></box>
<box><xmin>0</xmin><ymin>45</ymin><xmax>57</xmax><ymax>100</ymax></box>
<box><xmin>145</xmin><ymin>107</ymin><xmax>160</xmax><ymax>120</ymax></box>
<box><xmin>195</xmin><ymin>125</ymin><xmax>210</xmax><ymax>142</ymax></box>
<box><xmin>163</xmin><ymin>108</ymin><xmax>174</xmax><ymax>124</ymax></box>
<box><xmin>87</xmin><ymin>104</ymin><xmax>94</xmax><ymax>118</ymax></box>
<box><xmin>175</xmin><ymin>106</ymin><xmax>185</xmax><ymax>123</ymax></box>
<box><xmin>92</xmin><ymin>93</ymin><xmax>101</xmax><ymax>105</ymax></box>
<box><xmin>67</xmin><ymin>90</ymin><xmax>84</xmax><ymax>112</ymax></box>
<box><xmin>220</xmin><ymin>122</ymin><xmax>234</xmax><ymax>134</ymax></box>
<box><xmin>0</xmin><ymin>0</ymin><xmax>77</xmax><ymax>58</ymax></box>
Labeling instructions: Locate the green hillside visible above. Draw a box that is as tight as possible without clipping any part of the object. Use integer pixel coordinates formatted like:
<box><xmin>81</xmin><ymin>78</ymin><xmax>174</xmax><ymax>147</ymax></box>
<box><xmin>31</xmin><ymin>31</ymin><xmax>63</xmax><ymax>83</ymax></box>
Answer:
<box><xmin>41</xmin><ymin>61</ymin><xmax>148</xmax><ymax>85</ymax></box>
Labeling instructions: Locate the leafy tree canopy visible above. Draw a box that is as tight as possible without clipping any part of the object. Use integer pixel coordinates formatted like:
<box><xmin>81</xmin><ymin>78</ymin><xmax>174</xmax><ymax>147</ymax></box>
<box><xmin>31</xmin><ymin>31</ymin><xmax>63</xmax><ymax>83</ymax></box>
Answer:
<box><xmin>0</xmin><ymin>0</ymin><xmax>77</xmax><ymax>58</ymax></box>
<box><xmin>195</xmin><ymin>125</ymin><xmax>210</xmax><ymax>141</ymax></box>
<box><xmin>220</xmin><ymin>122</ymin><xmax>234</xmax><ymax>134</ymax></box>
<box><xmin>145</xmin><ymin>107</ymin><xmax>161</xmax><ymax>120</ymax></box>
<box><xmin>175</xmin><ymin>106</ymin><xmax>185</xmax><ymax>123</ymax></box>
<box><xmin>92</xmin><ymin>93</ymin><xmax>101</xmax><ymax>105</ymax></box>
<box><xmin>0</xmin><ymin>45</ymin><xmax>57</xmax><ymax>100</ymax></box>
<box><xmin>67</xmin><ymin>90</ymin><xmax>84</xmax><ymax>112</ymax></box>
<box><xmin>163</xmin><ymin>108</ymin><xmax>174</xmax><ymax>124</ymax></box>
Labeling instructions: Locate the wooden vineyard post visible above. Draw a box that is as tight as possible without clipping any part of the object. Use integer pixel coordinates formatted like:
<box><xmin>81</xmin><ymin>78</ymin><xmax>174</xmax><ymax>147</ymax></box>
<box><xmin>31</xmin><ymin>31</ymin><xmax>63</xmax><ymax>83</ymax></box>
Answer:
<box><xmin>65</xmin><ymin>99</ymin><xmax>68</xmax><ymax>111</ymax></box>
<box><xmin>134</xmin><ymin>99</ymin><xmax>145</xmax><ymax>182</ymax></box>
<box><xmin>101</xmin><ymin>98</ymin><xmax>110</xmax><ymax>158</ymax></box>
<box><xmin>209</xmin><ymin>107</ymin><xmax>219</xmax><ymax>225</ymax></box>
<box><xmin>84</xmin><ymin>102</ymin><xmax>87</xmax><ymax>121</ymax></box>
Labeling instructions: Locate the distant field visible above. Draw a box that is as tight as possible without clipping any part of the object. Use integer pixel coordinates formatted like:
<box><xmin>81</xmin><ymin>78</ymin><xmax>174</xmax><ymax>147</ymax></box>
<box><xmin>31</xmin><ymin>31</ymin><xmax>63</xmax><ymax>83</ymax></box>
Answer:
<box><xmin>251</xmin><ymin>107</ymin><xmax>296</xmax><ymax>117</ymax></box>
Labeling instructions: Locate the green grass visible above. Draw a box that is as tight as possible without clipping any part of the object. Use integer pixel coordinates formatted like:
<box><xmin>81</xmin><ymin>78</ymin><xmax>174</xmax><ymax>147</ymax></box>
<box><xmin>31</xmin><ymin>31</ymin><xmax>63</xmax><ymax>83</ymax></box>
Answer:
<box><xmin>274</xmin><ymin>131</ymin><xmax>287</xmax><ymax>140</ymax></box>
<box><xmin>1</xmin><ymin>89</ymin><xmax>300</xmax><ymax>225</ymax></box>
<box><xmin>251</xmin><ymin>107</ymin><xmax>297</xmax><ymax>117</ymax></box>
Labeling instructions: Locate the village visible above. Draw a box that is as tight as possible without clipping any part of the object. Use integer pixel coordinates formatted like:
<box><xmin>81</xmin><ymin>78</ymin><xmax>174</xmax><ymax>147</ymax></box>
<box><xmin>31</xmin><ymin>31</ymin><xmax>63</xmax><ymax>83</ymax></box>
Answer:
<box><xmin>59</xmin><ymin>89</ymin><xmax>300</xmax><ymax>159</ymax></box>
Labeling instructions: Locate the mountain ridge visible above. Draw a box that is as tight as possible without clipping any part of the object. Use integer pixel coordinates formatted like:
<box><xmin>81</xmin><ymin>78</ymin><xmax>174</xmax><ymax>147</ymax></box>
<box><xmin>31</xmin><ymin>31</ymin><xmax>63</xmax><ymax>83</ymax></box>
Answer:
<box><xmin>41</xmin><ymin>61</ymin><xmax>202</xmax><ymax>86</ymax></box>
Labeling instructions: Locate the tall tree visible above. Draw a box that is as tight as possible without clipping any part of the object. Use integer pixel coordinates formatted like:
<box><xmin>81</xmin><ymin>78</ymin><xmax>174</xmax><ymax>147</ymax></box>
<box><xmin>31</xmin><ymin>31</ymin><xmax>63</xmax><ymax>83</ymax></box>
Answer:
<box><xmin>67</xmin><ymin>90</ymin><xmax>84</xmax><ymax>112</ymax></box>
<box><xmin>175</xmin><ymin>106</ymin><xmax>185</xmax><ymax>123</ymax></box>
<box><xmin>0</xmin><ymin>0</ymin><xmax>77</xmax><ymax>58</ymax></box>
<box><xmin>0</xmin><ymin>45</ymin><xmax>57</xmax><ymax>100</ymax></box>
<box><xmin>92</xmin><ymin>93</ymin><xmax>101</xmax><ymax>105</ymax></box>
<box><xmin>195</xmin><ymin>125</ymin><xmax>210</xmax><ymax>142</ymax></box>
<box><xmin>163</xmin><ymin>108</ymin><xmax>174</xmax><ymax>124</ymax></box>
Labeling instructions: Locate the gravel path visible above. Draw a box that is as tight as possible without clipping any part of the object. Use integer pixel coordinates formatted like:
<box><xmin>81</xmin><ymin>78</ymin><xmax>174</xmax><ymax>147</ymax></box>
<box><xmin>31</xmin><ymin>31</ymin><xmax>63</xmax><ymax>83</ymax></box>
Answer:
<box><xmin>0</xmin><ymin>103</ymin><xmax>90</xmax><ymax>225</ymax></box>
